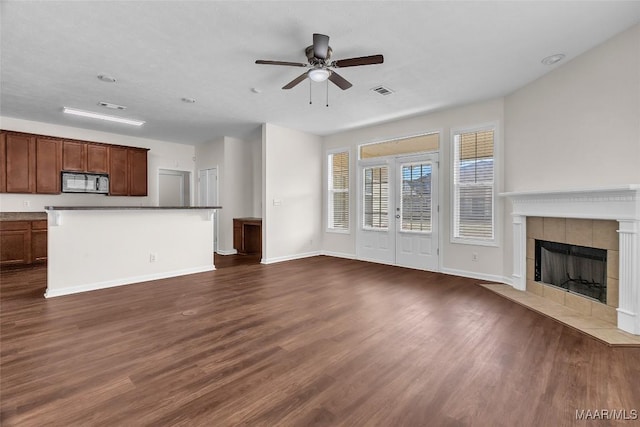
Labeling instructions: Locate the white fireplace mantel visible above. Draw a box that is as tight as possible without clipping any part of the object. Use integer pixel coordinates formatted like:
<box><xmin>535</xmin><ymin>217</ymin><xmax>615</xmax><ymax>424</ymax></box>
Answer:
<box><xmin>501</xmin><ymin>185</ymin><xmax>640</xmax><ymax>335</ymax></box>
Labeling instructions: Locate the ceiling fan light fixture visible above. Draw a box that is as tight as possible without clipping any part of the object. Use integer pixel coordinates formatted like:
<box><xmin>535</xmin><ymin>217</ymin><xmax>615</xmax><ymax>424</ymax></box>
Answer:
<box><xmin>308</xmin><ymin>68</ymin><xmax>331</xmax><ymax>82</ymax></box>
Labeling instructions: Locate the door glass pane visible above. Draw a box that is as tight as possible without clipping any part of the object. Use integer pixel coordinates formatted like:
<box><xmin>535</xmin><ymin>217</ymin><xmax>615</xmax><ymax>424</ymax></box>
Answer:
<box><xmin>363</xmin><ymin>166</ymin><xmax>388</xmax><ymax>229</ymax></box>
<box><xmin>400</xmin><ymin>163</ymin><xmax>432</xmax><ymax>232</ymax></box>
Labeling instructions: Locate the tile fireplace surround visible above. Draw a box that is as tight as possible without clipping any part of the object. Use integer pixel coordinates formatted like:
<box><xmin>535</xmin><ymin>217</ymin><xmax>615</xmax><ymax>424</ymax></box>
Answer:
<box><xmin>502</xmin><ymin>185</ymin><xmax>640</xmax><ymax>336</ymax></box>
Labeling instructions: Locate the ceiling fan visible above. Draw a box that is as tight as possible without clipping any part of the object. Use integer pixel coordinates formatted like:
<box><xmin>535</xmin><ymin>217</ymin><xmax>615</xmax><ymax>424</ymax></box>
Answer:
<box><xmin>255</xmin><ymin>33</ymin><xmax>384</xmax><ymax>90</ymax></box>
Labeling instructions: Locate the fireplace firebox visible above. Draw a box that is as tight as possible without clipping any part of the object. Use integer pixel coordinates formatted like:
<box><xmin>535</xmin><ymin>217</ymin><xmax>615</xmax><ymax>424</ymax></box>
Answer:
<box><xmin>535</xmin><ymin>240</ymin><xmax>607</xmax><ymax>304</ymax></box>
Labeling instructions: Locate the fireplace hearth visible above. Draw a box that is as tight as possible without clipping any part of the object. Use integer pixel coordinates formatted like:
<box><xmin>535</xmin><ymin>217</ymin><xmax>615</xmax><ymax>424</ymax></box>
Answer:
<box><xmin>535</xmin><ymin>240</ymin><xmax>607</xmax><ymax>303</ymax></box>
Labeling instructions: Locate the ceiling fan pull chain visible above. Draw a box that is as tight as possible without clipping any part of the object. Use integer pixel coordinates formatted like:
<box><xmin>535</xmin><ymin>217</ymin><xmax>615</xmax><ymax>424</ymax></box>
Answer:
<box><xmin>309</xmin><ymin>79</ymin><xmax>312</xmax><ymax>105</ymax></box>
<box><xmin>326</xmin><ymin>79</ymin><xmax>329</xmax><ymax>107</ymax></box>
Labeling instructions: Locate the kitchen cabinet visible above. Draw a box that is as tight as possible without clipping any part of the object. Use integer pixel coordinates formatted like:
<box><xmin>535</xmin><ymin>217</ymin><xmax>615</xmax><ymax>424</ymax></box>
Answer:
<box><xmin>109</xmin><ymin>146</ymin><xmax>129</xmax><ymax>196</ymax></box>
<box><xmin>1</xmin><ymin>130</ymin><xmax>147</xmax><ymax>196</ymax></box>
<box><xmin>62</xmin><ymin>140</ymin><xmax>86</xmax><ymax>171</ymax></box>
<box><xmin>0</xmin><ymin>220</ymin><xmax>48</xmax><ymax>266</ymax></box>
<box><xmin>35</xmin><ymin>137</ymin><xmax>62</xmax><ymax>194</ymax></box>
<box><xmin>5</xmin><ymin>132</ymin><xmax>35</xmax><ymax>193</ymax></box>
<box><xmin>128</xmin><ymin>148</ymin><xmax>148</xmax><ymax>196</ymax></box>
<box><xmin>86</xmin><ymin>143</ymin><xmax>109</xmax><ymax>173</ymax></box>
<box><xmin>31</xmin><ymin>220</ymin><xmax>48</xmax><ymax>263</ymax></box>
<box><xmin>0</xmin><ymin>221</ymin><xmax>31</xmax><ymax>266</ymax></box>
<box><xmin>233</xmin><ymin>218</ymin><xmax>262</xmax><ymax>257</ymax></box>
<box><xmin>0</xmin><ymin>132</ymin><xmax>6</xmax><ymax>192</ymax></box>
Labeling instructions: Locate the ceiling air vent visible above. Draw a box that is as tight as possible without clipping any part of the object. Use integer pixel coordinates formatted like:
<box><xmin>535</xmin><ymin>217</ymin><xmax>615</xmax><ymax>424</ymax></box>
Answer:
<box><xmin>98</xmin><ymin>101</ymin><xmax>126</xmax><ymax>110</ymax></box>
<box><xmin>371</xmin><ymin>85</ymin><xmax>394</xmax><ymax>96</ymax></box>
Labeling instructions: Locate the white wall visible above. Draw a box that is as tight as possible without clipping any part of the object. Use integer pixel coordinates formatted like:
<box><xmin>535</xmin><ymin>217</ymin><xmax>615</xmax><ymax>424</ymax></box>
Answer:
<box><xmin>263</xmin><ymin>123</ymin><xmax>322</xmax><ymax>263</ymax></box>
<box><xmin>322</xmin><ymin>98</ymin><xmax>505</xmax><ymax>281</ymax></box>
<box><xmin>0</xmin><ymin>116</ymin><xmax>196</xmax><ymax>211</ymax></box>
<box><xmin>502</xmin><ymin>23</ymin><xmax>640</xmax><ymax>281</ymax></box>
<box><xmin>504</xmin><ymin>23</ymin><xmax>640</xmax><ymax>192</ymax></box>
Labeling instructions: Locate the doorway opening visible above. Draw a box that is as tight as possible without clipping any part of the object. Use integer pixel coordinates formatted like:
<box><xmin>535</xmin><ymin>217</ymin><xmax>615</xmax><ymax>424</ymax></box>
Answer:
<box><xmin>158</xmin><ymin>169</ymin><xmax>191</xmax><ymax>207</ymax></box>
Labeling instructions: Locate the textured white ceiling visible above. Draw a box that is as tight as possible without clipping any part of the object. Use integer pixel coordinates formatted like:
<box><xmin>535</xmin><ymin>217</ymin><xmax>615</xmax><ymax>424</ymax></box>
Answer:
<box><xmin>1</xmin><ymin>1</ymin><xmax>639</xmax><ymax>145</ymax></box>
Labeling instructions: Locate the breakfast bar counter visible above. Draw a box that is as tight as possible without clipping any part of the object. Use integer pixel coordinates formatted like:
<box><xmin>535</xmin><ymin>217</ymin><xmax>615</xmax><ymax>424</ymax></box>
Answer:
<box><xmin>43</xmin><ymin>206</ymin><xmax>221</xmax><ymax>297</ymax></box>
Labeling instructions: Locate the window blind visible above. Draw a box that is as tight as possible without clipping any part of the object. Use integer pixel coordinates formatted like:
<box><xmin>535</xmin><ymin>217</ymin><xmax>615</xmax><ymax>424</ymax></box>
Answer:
<box><xmin>401</xmin><ymin>162</ymin><xmax>432</xmax><ymax>232</ymax></box>
<box><xmin>363</xmin><ymin>166</ymin><xmax>389</xmax><ymax>229</ymax></box>
<box><xmin>453</xmin><ymin>130</ymin><xmax>494</xmax><ymax>240</ymax></box>
<box><xmin>328</xmin><ymin>151</ymin><xmax>349</xmax><ymax>230</ymax></box>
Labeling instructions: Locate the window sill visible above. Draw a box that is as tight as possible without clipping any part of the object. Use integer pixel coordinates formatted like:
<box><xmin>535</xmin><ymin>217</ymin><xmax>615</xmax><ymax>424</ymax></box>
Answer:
<box><xmin>450</xmin><ymin>237</ymin><xmax>499</xmax><ymax>247</ymax></box>
<box><xmin>326</xmin><ymin>228</ymin><xmax>350</xmax><ymax>235</ymax></box>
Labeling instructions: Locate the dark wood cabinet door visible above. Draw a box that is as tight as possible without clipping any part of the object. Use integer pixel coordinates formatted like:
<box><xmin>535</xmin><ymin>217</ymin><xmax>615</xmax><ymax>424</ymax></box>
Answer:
<box><xmin>5</xmin><ymin>133</ymin><xmax>35</xmax><ymax>193</ymax></box>
<box><xmin>109</xmin><ymin>146</ymin><xmax>129</xmax><ymax>196</ymax></box>
<box><xmin>86</xmin><ymin>144</ymin><xmax>109</xmax><ymax>173</ymax></box>
<box><xmin>0</xmin><ymin>222</ymin><xmax>31</xmax><ymax>266</ymax></box>
<box><xmin>0</xmin><ymin>132</ymin><xmax>6</xmax><ymax>192</ymax></box>
<box><xmin>31</xmin><ymin>221</ymin><xmax>48</xmax><ymax>263</ymax></box>
<box><xmin>128</xmin><ymin>148</ymin><xmax>148</xmax><ymax>196</ymax></box>
<box><xmin>62</xmin><ymin>140</ymin><xmax>86</xmax><ymax>171</ymax></box>
<box><xmin>35</xmin><ymin>137</ymin><xmax>62</xmax><ymax>194</ymax></box>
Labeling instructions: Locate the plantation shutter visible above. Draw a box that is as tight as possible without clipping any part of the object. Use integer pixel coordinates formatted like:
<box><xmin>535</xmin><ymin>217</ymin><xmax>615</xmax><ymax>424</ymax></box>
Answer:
<box><xmin>329</xmin><ymin>151</ymin><xmax>349</xmax><ymax>230</ymax></box>
<box><xmin>453</xmin><ymin>129</ymin><xmax>494</xmax><ymax>240</ymax></box>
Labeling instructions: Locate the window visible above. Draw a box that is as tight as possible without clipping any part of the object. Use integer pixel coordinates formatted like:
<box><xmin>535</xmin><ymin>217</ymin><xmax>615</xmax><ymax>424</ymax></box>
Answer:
<box><xmin>452</xmin><ymin>128</ymin><xmax>494</xmax><ymax>242</ymax></box>
<box><xmin>328</xmin><ymin>150</ymin><xmax>349</xmax><ymax>231</ymax></box>
<box><xmin>363</xmin><ymin>166</ymin><xmax>389</xmax><ymax>229</ymax></box>
<box><xmin>401</xmin><ymin>162</ymin><xmax>432</xmax><ymax>232</ymax></box>
<box><xmin>360</xmin><ymin>133</ymin><xmax>439</xmax><ymax>159</ymax></box>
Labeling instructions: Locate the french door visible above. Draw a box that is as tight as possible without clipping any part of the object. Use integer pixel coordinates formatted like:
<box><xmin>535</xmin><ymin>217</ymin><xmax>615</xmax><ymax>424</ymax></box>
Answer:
<box><xmin>357</xmin><ymin>153</ymin><xmax>439</xmax><ymax>271</ymax></box>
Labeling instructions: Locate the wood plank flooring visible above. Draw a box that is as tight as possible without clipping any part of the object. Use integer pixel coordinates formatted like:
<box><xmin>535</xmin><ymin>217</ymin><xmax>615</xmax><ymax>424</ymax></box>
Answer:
<box><xmin>2</xmin><ymin>256</ymin><xmax>639</xmax><ymax>426</ymax></box>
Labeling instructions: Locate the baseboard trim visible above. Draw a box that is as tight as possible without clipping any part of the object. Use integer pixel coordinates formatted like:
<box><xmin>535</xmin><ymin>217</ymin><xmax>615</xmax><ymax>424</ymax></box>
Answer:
<box><xmin>44</xmin><ymin>265</ymin><xmax>216</xmax><ymax>298</ymax></box>
<box><xmin>440</xmin><ymin>267</ymin><xmax>508</xmax><ymax>285</ymax></box>
<box><xmin>320</xmin><ymin>250</ymin><xmax>356</xmax><ymax>260</ymax></box>
<box><xmin>261</xmin><ymin>251</ymin><xmax>322</xmax><ymax>265</ymax></box>
<box><xmin>216</xmin><ymin>249</ymin><xmax>238</xmax><ymax>256</ymax></box>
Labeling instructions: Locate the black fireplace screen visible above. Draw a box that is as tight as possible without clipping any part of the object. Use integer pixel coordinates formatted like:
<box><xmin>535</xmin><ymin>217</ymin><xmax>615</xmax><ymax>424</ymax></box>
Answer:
<box><xmin>535</xmin><ymin>240</ymin><xmax>607</xmax><ymax>303</ymax></box>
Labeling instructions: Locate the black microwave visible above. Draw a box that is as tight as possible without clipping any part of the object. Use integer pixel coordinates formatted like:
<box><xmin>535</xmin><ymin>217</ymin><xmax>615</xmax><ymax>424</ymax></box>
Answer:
<box><xmin>61</xmin><ymin>172</ymin><xmax>109</xmax><ymax>194</ymax></box>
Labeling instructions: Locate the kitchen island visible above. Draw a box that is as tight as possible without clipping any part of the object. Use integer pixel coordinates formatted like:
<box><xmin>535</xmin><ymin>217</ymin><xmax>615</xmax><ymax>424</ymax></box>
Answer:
<box><xmin>44</xmin><ymin>206</ymin><xmax>221</xmax><ymax>297</ymax></box>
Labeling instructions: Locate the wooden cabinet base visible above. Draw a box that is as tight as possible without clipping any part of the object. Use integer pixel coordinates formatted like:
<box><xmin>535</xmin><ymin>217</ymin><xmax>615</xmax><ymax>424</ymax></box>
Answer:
<box><xmin>0</xmin><ymin>220</ymin><xmax>47</xmax><ymax>266</ymax></box>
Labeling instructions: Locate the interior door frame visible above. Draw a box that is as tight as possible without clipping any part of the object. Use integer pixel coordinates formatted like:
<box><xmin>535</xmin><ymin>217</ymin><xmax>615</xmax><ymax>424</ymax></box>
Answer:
<box><xmin>198</xmin><ymin>167</ymin><xmax>219</xmax><ymax>252</ymax></box>
<box><xmin>356</xmin><ymin>150</ymin><xmax>441</xmax><ymax>271</ymax></box>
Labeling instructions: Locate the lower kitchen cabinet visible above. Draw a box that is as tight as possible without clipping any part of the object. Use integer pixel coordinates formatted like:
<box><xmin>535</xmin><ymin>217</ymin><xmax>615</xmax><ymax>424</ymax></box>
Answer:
<box><xmin>0</xmin><ymin>220</ymin><xmax>47</xmax><ymax>266</ymax></box>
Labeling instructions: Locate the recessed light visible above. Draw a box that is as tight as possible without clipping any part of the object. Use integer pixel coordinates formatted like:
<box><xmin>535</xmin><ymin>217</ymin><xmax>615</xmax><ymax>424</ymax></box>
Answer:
<box><xmin>541</xmin><ymin>54</ymin><xmax>565</xmax><ymax>65</ymax></box>
<box><xmin>97</xmin><ymin>74</ymin><xmax>116</xmax><ymax>83</ymax></box>
<box><xmin>181</xmin><ymin>97</ymin><xmax>196</xmax><ymax>103</ymax></box>
<box><xmin>63</xmin><ymin>107</ymin><xmax>145</xmax><ymax>126</ymax></box>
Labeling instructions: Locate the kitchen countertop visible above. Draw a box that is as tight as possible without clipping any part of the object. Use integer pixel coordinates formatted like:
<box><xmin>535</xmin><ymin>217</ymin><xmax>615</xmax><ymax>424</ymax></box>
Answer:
<box><xmin>0</xmin><ymin>212</ymin><xmax>48</xmax><ymax>221</ymax></box>
<box><xmin>44</xmin><ymin>206</ymin><xmax>222</xmax><ymax>211</ymax></box>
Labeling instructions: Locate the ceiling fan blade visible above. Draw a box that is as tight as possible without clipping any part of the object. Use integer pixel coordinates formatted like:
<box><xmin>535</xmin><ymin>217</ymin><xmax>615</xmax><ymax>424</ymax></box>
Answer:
<box><xmin>328</xmin><ymin>71</ymin><xmax>352</xmax><ymax>90</ymax></box>
<box><xmin>283</xmin><ymin>73</ymin><xmax>308</xmax><ymax>90</ymax></box>
<box><xmin>313</xmin><ymin>33</ymin><xmax>330</xmax><ymax>59</ymax></box>
<box><xmin>256</xmin><ymin>60</ymin><xmax>307</xmax><ymax>67</ymax></box>
<box><xmin>333</xmin><ymin>54</ymin><xmax>384</xmax><ymax>68</ymax></box>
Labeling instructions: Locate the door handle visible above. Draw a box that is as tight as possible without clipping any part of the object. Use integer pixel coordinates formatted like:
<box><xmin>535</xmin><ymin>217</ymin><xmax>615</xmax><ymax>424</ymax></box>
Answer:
<box><xmin>395</xmin><ymin>214</ymin><xmax>400</xmax><ymax>219</ymax></box>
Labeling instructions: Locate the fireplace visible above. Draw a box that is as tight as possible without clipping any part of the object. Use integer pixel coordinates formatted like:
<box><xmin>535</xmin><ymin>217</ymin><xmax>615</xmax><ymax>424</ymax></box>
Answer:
<box><xmin>535</xmin><ymin>240</ymin><xmax>607</xmax><ymax>304</ymax></box>
<box><xmin>502</xmin><ymin>185</ymin><xmax>640</xmax><ymax>336</ymax></box>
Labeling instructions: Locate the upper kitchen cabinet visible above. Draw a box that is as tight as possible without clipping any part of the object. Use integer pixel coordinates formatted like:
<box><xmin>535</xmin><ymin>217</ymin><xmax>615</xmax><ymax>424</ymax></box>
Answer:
<box><xmin>4</xmin><ymin>132</ymin><xmax>35</xmax><ymax>193</ymax></box>
<box><xmin>62</xmin><ymin>140</ymin><xmax>86</xmax><ymax>171</ymax></box>
<box><xmin>0</xmin><ymin>132</ymin><xmax>6</xmax><ymax>192</ymax></box>
<box><xmin>86</xmin><ymin>143</ymin><xmax>109</xmax><ymax>173</ymax></box>
<box><xmin>128</xmin><ymin>147</ymin><xmax>148</xmax><ymax>196</ymax></box>
<box><xmin>109</xmin><ymin>146</ymin><xmax>129</xmax><ymax>196</ymax></box>
<box><xmin>108</xmin><ymin>146</ymin><xmax>148</xmax><ymax>196</ymax></box>
<box><xmin>35</xmin><ymin>136</ymin><xmax>62</xmax><ymax>194</ymax></box>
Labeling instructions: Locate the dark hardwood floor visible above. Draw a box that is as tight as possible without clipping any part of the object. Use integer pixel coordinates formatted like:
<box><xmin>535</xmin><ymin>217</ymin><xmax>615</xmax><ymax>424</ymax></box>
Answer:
<box><xmin>1</xmin><ymin>256</ymin><xmax>639</xmax><ymax>426</ymax></box>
